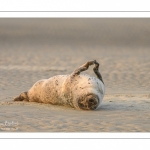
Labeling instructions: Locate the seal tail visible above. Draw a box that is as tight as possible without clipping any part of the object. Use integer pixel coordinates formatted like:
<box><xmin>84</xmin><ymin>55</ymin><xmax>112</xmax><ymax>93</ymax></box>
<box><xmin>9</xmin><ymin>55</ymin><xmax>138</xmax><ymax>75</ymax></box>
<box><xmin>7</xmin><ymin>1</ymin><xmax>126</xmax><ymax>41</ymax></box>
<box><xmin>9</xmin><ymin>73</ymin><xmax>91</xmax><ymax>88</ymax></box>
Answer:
<box><xmin>14</xmin><ymin>92</ymin><xmax>29</xmax><ymax>101</ymax></box>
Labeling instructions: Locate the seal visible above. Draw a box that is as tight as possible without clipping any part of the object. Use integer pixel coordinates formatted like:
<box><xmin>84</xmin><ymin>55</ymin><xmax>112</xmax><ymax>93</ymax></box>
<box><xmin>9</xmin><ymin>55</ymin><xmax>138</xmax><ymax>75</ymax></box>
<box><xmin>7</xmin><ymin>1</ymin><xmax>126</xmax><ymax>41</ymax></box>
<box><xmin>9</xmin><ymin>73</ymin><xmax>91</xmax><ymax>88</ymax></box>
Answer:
<box><xmin>14</xmin><ymin>60</ymin><xmax>105</xmax><ymax>110</ymax></box>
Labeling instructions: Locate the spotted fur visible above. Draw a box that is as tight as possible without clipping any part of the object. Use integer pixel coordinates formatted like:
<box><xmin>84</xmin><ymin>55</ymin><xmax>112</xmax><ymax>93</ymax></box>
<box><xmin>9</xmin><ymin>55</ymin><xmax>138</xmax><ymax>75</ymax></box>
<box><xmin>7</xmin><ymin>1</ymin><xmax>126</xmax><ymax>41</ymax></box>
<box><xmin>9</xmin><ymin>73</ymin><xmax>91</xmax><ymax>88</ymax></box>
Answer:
<box><xmin>14</xmin><ymin>60</ymin><xmax>105</xmax><ymax>110</ymax></box>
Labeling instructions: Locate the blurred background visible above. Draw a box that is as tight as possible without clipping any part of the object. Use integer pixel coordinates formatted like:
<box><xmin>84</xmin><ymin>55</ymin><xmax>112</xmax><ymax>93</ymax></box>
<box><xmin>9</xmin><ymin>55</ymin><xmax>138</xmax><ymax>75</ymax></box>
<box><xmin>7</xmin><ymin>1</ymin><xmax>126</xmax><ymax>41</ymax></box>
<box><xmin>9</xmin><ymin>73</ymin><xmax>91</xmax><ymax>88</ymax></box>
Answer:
<box><xmin>0</xmin><ymin>18</ymin><xmax>150</xmax><ymax>100</ymax></box>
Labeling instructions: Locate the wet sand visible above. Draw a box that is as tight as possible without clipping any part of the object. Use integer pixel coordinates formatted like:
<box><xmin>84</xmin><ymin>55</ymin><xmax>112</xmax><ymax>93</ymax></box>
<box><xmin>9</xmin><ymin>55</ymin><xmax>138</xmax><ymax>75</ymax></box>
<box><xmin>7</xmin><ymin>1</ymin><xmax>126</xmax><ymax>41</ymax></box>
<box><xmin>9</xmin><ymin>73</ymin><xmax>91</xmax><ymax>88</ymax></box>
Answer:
<box><xmin>0</xmin><ymin>19</ymin><xmax>150</xmax><ymax>132</ymax></box>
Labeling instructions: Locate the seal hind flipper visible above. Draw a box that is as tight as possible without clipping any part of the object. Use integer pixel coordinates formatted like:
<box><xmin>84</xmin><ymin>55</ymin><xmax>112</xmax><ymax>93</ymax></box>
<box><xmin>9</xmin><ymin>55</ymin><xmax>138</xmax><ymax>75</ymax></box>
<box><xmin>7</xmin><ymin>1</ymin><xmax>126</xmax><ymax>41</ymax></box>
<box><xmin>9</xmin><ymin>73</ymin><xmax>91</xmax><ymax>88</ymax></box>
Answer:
<box><xmin>14</xmin><ymin>92</ymin><xmax>29</xmax><ymax>101</ymax></box>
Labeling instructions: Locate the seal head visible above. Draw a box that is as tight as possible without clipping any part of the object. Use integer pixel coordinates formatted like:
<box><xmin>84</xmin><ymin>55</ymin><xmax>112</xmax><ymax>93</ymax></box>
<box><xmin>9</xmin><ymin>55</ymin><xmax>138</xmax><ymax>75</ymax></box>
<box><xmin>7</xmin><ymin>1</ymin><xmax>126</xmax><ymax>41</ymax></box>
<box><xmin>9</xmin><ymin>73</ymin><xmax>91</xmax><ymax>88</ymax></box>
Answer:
<box><xmin>78</xmin><ymin>94</ymin><xmax>99</xmax><ymax>110</ymax></box>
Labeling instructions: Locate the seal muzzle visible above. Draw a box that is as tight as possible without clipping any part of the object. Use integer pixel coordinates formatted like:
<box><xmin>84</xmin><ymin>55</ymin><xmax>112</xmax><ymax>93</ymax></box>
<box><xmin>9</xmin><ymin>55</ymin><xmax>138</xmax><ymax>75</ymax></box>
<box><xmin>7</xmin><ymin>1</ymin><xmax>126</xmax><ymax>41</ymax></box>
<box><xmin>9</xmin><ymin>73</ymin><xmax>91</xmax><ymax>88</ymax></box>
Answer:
<box><xmin>78</xmin><ymin>94</ymin><xmax>99</xmax><ymax>110</ymax></box>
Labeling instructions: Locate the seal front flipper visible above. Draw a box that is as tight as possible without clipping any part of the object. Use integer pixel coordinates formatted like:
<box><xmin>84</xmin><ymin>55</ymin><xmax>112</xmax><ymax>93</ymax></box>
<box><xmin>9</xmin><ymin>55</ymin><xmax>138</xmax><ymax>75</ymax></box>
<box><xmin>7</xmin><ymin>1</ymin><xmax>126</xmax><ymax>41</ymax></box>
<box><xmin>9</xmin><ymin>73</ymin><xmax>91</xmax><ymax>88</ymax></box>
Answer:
<box><xmin>93</xmin><ymin>60</ymin><xmax>104</xmax><ymax>84</ymax></box>
<box><xmin>72</xmin><ymin>60</ymin><xmax>95</xmax><ymax>76</ymax></box>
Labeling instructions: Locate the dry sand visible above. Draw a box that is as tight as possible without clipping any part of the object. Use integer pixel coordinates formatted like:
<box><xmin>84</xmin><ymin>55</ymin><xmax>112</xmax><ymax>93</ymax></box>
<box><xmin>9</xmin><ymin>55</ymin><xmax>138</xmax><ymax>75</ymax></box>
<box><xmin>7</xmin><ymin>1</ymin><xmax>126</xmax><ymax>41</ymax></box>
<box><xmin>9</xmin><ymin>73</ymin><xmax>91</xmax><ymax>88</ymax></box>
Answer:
<box><xmin>0</xmin><ymin>19</ymin><xmax>150</xmax><ymax>132</ymax></box>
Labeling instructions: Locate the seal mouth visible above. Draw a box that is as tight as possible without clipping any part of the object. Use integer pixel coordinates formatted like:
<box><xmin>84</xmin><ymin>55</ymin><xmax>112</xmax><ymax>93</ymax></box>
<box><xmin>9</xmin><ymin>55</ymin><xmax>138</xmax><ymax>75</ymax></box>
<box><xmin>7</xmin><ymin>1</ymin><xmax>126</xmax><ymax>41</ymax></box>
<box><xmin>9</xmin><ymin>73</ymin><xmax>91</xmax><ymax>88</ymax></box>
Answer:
<box><xmin>78</xmin><ymin>94</ymin><xmax>99</xmax><ymax>110</ymax></box>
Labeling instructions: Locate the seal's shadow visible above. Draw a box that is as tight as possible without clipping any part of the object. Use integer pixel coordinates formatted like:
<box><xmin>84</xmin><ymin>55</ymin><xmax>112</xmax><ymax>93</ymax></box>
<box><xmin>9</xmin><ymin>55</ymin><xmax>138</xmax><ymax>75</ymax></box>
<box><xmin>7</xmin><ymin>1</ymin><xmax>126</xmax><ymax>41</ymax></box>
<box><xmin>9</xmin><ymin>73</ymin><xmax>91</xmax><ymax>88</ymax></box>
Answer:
<box><xmin>96</xmin><ymin>102</ymin><xmax>131</xmax><ymax>111</ymax></box>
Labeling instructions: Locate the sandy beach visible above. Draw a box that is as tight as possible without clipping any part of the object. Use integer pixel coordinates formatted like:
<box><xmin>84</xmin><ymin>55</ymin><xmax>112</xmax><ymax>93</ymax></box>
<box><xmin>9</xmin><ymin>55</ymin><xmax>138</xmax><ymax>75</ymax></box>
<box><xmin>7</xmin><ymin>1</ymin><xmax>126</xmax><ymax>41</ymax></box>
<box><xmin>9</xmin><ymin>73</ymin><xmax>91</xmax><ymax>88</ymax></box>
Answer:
<box><xmin>0</xmin><ymin>18</ymin><xmax>150</xmax><ymax>132</ymax></box>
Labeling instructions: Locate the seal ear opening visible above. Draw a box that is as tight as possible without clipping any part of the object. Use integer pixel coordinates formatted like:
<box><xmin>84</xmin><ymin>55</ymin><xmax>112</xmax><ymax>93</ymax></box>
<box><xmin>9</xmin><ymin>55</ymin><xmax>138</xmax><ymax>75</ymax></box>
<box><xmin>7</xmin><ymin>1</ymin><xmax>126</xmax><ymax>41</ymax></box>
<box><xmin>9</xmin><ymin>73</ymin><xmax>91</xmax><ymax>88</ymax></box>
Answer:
<box><xmin>78</xmin><ymin>94</ymin><xmax>99</xmax><ymax>110</ymax></box>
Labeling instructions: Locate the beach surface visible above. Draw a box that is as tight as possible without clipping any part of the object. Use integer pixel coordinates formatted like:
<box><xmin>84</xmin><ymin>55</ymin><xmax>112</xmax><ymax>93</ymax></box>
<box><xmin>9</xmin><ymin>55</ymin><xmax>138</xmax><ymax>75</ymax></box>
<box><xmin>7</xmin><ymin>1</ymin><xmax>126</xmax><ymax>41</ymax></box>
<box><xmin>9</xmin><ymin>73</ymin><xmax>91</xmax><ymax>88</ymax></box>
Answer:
<box><xmin>0</xmin><ymin>19</ymin><xmax>150</xmax><ymax>132</ymax></box>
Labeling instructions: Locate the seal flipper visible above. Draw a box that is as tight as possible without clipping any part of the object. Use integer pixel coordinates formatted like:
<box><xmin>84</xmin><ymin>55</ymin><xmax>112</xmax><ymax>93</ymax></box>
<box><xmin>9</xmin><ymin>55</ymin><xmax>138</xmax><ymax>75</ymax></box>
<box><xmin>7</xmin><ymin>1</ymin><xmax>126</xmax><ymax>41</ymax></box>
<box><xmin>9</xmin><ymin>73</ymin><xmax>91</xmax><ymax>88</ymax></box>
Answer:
<box><xmin>93</xmin><ymin>60</ymin><xmax>104</xmax><ymax>84</ymax></box>
<box><xmin>71</xmin><ymin>60</ymin><xmax>104</xmax><ymax>84</ymax></box>
<box><xmin>72</xmin><ymin>60</ymin><xmax>95</xmax><ymax>76</ymax></box>
<box><xmin>14</xmin><ymin>92</ymin><xmax>29</xmax><ymax>101</ymax></box>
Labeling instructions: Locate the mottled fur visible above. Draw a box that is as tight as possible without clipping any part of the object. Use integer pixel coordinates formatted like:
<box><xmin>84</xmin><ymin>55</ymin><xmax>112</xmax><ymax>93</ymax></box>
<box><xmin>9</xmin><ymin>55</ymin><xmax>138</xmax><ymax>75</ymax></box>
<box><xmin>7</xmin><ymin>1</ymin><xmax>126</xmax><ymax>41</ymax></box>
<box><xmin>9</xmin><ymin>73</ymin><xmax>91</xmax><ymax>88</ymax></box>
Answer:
<box><xmin>14</xmin><ymin>60</ymin><xmax>105</xmax><ymax>110</ymax></box>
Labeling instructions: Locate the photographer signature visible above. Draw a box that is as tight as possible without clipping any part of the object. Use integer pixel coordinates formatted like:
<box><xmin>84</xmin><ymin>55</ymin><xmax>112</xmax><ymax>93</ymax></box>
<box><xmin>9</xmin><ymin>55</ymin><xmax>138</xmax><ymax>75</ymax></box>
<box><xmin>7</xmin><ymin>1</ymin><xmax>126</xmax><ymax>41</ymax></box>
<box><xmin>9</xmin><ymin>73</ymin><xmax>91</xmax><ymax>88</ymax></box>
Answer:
<box><xmin>0</xmin><ymin>121</ymin><xmax>18</xmax><ymax>131</ymax></box>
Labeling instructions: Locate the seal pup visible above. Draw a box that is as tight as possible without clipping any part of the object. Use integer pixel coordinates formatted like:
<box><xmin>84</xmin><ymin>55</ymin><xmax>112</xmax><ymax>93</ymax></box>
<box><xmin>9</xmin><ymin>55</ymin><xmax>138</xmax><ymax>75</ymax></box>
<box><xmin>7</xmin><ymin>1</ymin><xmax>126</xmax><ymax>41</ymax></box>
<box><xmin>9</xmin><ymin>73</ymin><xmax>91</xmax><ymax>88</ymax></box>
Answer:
<box><xmin>14</xmin><ymin>60</ymin><xmax>105</xmax><ymax>110</ymax></box>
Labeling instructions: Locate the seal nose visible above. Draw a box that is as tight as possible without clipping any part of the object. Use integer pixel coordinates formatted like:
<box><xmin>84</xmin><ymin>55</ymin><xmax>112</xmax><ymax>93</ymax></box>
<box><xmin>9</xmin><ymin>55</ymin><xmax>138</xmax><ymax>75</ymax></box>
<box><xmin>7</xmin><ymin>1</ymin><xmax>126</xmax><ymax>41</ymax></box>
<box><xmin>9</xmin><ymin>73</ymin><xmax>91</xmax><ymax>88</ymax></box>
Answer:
<box><xmin>87</xmin><ymin>97</ymin><xmax>98</xmax><ymax>110</ymax></box>
<box><xmin>78</xmin><ymin>94</ymin><xmax>99</xmax><ymax>110</ymax></box>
